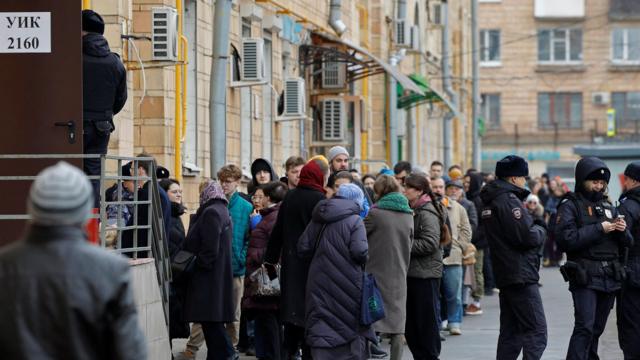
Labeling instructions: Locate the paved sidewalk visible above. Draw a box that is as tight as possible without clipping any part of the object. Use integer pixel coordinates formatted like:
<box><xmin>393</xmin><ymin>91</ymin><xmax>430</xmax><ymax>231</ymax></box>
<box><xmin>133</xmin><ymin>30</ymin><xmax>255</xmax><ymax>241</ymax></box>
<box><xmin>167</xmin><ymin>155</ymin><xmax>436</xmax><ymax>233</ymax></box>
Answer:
<box><xmin>172</xmin><ymin>267</ymin><xmax>624</xmax><ymax>359</ymax></box>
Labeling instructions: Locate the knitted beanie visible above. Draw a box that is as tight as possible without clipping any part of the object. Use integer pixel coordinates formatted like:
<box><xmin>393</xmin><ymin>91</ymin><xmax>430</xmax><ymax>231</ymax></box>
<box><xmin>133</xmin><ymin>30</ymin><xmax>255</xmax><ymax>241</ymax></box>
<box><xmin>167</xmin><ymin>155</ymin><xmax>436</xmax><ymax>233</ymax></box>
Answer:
<box><xmin>27</xmin><ymin>162</ymin><xmax>93</xmax><ymax>226</ymax></box>
<box><xmin>327</xmin><ymin>146</ymin><xmax>349</xmax><ymax>162</ymax></box>
<box><xmin>337</xmin><ymin>183</ymin><xmax>364</xmax><ymax>210</ymax></box>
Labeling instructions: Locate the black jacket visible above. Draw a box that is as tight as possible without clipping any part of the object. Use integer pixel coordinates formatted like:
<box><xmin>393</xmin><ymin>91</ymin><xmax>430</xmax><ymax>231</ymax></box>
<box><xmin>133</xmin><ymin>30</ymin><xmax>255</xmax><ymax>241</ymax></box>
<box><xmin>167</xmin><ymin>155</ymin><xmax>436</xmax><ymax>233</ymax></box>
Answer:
<box><xmin>480</xmin><ymin>179</ymin><xmax>546</xmax><ymax>288</ymax></box>
<box><xmin>467</xmin><ymin>172</ymin><xmax>488</xmax><ymax>249</ymax></box>
<box><xmin>264</xmin><ymin>185</ymin><xmax>326</xmax><ymax>326</ymax></box>
<box><xmin>0</xmin><ymin>225</ymin><xmax>146</xmax><ymax>359</ymax></box>
<box><xmin>82</xmin><ymin>33</ymin><xmax>127</xmax><ymax>121</ymax></box>
<box><xmin>620</xmin><ymin>187</ymin><xmax>640</xmax><ymax>288</ymax></box>
<box><xmin>82</xmin><ymin>33</ymin><xmax>127</xmax><ymax>122</ymax></box>
<box><xmin>168</xmin><ymin>202</ymin><xmax>187</xmax><ymax>260</ymax></box>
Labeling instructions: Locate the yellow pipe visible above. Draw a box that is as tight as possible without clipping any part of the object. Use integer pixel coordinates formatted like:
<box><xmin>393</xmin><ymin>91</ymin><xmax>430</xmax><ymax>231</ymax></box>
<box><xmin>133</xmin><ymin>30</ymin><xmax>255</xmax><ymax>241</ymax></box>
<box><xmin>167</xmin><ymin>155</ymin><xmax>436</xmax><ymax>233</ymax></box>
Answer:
<box><xmin>82</xmin><ymin>0</ymin><xmax>91</xmax><ymax>10</ymax></box>
<box><xmin>174</xmin><ymin>0</ymin><xmax>183</xmax><ymax>182</ymax></box>
<box><xmin>181</xmin><ymin>36</ymin><xmax>188</xmax><ymax>142</ymax></box>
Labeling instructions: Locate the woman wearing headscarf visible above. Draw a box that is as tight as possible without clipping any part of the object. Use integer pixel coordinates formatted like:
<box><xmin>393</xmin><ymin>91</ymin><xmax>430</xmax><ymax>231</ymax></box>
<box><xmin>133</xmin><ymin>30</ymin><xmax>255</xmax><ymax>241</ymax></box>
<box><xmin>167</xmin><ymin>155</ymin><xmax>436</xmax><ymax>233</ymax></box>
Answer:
<box><xmin>298</xmin><ymin>183</ymin><xmax>374</xmax><ymax>359</ymax></box>
<box><xmin>365</xmin><ymin>175</ymin><xmax>414</xmax><ymax>360</ymax></box>
<box><xmin>263</xmin><ymin>157</ymin><xmax>329</xmax><ymax>359</ymax></box>
<box><xmin>182</xmin><ymin>181</ymin><xmax>235</xmax><ymax>360</ymax></box>
<box><xmin>555</xmin><ymin>157</ymin><xmax>632</xmax><ymax>360</ymax></box>
<box><xmin>403</xmin><ymin>174</ymin><xmax>446</xmax><ymax>360</ymax></box>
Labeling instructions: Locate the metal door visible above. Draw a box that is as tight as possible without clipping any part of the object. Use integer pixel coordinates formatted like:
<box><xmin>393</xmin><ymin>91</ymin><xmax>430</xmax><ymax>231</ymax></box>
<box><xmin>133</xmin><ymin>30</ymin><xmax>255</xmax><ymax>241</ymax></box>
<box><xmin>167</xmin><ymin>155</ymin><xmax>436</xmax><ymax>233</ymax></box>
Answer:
<box><xmin>0</xmin><ymin>1</ymin><xmax>82</xmax><ymax>245</ymax></box>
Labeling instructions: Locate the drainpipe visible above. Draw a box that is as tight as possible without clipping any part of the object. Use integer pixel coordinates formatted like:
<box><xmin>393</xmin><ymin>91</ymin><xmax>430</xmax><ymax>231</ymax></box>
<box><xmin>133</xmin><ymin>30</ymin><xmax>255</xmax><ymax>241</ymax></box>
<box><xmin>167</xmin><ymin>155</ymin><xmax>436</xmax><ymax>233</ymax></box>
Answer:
<box><xmin>471</xmin><ymin>0</ymin><xmax>481</xmax><ymax>169</ymax></box>
<box><xmin>389</xmin><ymin>57</ymin><xmax>399</xmax><ymax>165</ymax></box>
<box><xmin>329</xmin><ymin>0</ymin><xmax>347</xmax><ymax>36</ymax></box>
<box><xmin>209</xmin><ymin>0</ymin><xmax>233</xmax><ymax>177</ymax></box>
<box><xmin>82</xmin><ymin>0</ymin><xmax>91</xmax><ymax>10</ymax></box>
<box><xmin>442</xmin><ymin>0</ymin><xmax>457</xmax><ymax>168</ymax></box>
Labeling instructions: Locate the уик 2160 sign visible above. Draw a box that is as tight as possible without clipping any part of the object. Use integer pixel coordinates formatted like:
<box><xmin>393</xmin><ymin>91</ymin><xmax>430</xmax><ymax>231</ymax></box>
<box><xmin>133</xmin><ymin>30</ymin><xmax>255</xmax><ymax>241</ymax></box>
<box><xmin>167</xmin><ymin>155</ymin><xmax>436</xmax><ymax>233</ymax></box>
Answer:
<box><xmin>0</xmin><ymin>12</ymin><xmax>51</xmax><ymax>53</ymax></box>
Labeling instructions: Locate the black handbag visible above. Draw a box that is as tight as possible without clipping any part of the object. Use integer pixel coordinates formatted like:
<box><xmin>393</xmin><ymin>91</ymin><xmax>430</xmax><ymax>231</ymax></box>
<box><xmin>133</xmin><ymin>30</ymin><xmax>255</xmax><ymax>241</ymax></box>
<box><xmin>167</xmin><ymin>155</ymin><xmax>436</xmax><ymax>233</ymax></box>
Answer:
<box><xmin>171</xmin><ymin>250</ymin><xmax>196</xmax><ymax>277</ymax></box>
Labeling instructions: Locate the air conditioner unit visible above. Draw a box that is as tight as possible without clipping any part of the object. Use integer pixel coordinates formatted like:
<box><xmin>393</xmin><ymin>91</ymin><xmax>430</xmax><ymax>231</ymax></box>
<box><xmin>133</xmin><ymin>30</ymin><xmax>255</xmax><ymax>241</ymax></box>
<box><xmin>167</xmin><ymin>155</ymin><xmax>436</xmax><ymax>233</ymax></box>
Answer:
<box><xmin>151</xmin><ymin>7</ymin><xmax>178</xmax><ymax>61</ymax></box>
<box><xmin>432</xmin><ymin>3</ymin><xmax>443</xmax><ymax>25</ymax></box>
<box><xmin>395</xmin><ymin>19</ymin><xmax>411</xmax><ymax>48</ymax></box>
<box><xmin>322</xmin><ymin>51</ymin><xmax>347</xmax><ymax>89</ymax></box>
<box><xmin>592</xmin><ymin>92</ymin><xmax>610</xmax><ymax>106</ymax></box>
<box><xmin>321</xmin><ymin>98</ymin><xmax>345</xmax><ymax>141</ymax></box>
<box><xmin>410</xmin><ymin>25</ymin><xmax>421</xmax><ymax>52</ymax></box>
<box><xmin>241</xmin><ymin>38</ymin><xmax>265</xmax><ymax>82</ymax></box>
<box><xmin>283</xmin><ymin>77</ymin><xmax>306</xmax><ymax>118</ymax></box>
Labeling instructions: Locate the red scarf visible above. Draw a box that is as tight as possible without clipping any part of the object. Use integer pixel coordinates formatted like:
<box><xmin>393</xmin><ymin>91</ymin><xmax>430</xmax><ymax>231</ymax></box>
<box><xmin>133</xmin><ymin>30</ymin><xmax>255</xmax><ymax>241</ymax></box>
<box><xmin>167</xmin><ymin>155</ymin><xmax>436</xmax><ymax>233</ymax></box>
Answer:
<box><xmin>297</xmin><ymin>161</ymin><xmax>327</xmax><ymax>194</ymax></box>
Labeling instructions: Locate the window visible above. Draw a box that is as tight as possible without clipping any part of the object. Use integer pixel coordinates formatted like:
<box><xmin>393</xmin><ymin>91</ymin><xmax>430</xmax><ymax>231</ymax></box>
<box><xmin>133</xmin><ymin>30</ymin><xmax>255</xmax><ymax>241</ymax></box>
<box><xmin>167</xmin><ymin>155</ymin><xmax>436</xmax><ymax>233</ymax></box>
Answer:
<box><xmin>480</xmin><ymin>94</ymin><xmax>501</xmax><ymax>129</ymax></box>
<box><xmin>538</xmin><ymin>92</ymin><xmax>582</xmax><ymax>129</ymax></box>
<box><xmin>612</xmin><ymin>92</ymin><xmax>640</xmax><ymax>129</ymax></box>
<box><xmin>480</xmin><ymin>30</ymin><xmax>501</xmax><ymax>64</ymax></box>
<box><xmin>612</xmin><ymin>28</ymin><xmax>640</xmax><ymax>64</ymax></box>
<box><xmin>538</xmin><ymin>28</ymin><xmax>582</xmax><ymax>63</ymax></box>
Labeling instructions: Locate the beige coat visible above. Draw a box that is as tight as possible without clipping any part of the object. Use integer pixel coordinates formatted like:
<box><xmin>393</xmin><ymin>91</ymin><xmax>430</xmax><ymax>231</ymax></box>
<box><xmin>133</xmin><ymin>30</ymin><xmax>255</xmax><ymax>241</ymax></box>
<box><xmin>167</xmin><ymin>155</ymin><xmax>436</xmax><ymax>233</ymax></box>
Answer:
<box><xmin>365</xmin><ymin>207</ymin><xmax>414</xmax><ymax>334</ymax></box>
<box><xmin>443</xmin><ymin>197</ymin><xmax>472</xmax><ymax>266</ymax></box>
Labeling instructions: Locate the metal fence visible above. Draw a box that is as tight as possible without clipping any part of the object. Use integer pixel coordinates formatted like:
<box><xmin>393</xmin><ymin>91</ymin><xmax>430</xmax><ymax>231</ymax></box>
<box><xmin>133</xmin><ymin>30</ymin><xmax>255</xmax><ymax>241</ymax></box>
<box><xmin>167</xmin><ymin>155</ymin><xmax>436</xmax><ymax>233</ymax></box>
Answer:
<box><xmin>0</xmin><ymin>153</ymin><xmax>172</xmax><ymax>329</ymax></box>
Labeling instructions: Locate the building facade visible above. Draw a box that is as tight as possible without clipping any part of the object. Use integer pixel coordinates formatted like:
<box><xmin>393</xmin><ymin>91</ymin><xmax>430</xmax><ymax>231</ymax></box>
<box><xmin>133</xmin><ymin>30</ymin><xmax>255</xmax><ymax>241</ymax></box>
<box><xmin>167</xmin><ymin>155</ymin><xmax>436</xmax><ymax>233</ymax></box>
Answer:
<box><xmin>479</xmin><ymin>0</ymin><xmax>640</xmax><ymax>177</ymax></box>
<box><xmin>93</xmin><ymin>0</ymin><xmax>473</xmax><ymax>208</ymax></box>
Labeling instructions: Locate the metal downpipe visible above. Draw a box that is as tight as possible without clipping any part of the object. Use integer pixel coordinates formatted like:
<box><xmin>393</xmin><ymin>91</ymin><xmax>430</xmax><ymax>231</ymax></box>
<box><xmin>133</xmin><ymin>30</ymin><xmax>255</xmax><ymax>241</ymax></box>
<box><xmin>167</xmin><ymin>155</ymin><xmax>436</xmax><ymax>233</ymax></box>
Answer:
<box><xmin>329</xmin><ymin>0</ymin><xmax>347</xmax><ymax>36</ymax></box>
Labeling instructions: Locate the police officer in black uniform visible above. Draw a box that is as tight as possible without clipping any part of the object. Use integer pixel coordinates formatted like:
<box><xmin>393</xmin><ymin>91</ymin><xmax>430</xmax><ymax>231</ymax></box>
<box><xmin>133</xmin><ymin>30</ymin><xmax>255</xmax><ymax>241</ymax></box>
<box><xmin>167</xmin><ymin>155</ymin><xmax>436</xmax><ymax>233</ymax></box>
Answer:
<box><xmin>555</xmin><ymin>157</ymin><xmax>633</xmax><ymax>360</ymax></box>
<box><xmin>480</xmin><ymin>155</ymin><xmax>547</xmax><ymax>360</ymax></box>
<box><xmin>617</xmin><ymin>161</ymin><xmax>640</xmax><ymax>359</ymax></box>
<box><xmin>82</xmin><ymin>10</ymin><xmax>127</xmax><ymax>204</ymax></box>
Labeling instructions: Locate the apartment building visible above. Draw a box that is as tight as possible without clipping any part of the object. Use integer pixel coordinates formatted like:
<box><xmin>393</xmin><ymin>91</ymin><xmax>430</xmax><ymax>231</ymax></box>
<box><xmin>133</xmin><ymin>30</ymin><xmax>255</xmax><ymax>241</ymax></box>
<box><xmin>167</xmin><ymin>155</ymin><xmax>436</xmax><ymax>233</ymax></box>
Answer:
<box><xmin>479</xmin><ymin>0</ymin><xmax>640</xmax><ymax>178</ymax></box>
<box><xmin>92</xmin><ymin>0</ymin><xmax>472</xmax><ymax>207</ymax></box>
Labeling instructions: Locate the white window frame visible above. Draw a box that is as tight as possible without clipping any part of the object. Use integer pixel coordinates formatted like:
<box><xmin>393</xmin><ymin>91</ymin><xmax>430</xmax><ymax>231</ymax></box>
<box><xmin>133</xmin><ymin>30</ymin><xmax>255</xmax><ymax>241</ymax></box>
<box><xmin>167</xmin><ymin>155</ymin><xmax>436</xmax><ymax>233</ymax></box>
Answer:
<box><xmin>611</xmin><ymin>28</ymin><xmax>640</xmax><ymax>65</ymax></box>
<box><xmin>537</xmin><ymin>28</ymin><xmax>583</xmax><ymax>64</ymax></box>
<box><xmin>480</xmin><ymin>29</ymin><xmax>501</xmax><ymax>66</ymax></box>
<box><xmin>480</xmin><ymin>93</ymin><xmax>501</xmax><ymax>129</ymax></box>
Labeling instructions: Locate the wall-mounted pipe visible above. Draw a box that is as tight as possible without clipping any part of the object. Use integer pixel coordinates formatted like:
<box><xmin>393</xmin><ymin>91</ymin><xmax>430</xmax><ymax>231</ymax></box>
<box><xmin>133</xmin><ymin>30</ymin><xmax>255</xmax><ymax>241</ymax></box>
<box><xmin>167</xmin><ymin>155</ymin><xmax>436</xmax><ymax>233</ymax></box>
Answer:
<box><xmin>329</xmin><ymin>0</ymin><xmax>347</xmax><ymax>36</ymax></box>
<box><xmin>441</xmin><ymin>1</ymin><xmax>457</xmax><ymax>168</ymax></box>
<box><xmin>174</xmin><ymin>0</ymin><xmax>184</xmax><ymax>182</ymax></box>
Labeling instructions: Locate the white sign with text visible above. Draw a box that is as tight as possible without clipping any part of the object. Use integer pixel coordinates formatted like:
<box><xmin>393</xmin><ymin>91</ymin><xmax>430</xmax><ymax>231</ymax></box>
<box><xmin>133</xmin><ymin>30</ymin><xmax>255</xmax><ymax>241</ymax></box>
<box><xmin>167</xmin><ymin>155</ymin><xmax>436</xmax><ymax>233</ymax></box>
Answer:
<box><xmin>0</xmin><ymin>12</ymin><xmax>51</xmax><ymax>53</ymax></box>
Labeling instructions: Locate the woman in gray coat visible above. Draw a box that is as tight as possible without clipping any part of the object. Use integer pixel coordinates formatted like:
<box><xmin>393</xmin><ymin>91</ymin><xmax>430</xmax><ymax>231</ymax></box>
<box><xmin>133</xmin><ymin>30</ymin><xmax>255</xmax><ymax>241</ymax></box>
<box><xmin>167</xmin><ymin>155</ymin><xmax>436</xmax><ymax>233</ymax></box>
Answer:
<box><xmin>403</xmin><ymin>174</ymin><xmax>445</xmax><ymax>360</ymax></box>
<box><xmin>365</xmin><ymin>175</ymin><xmax>414</xmax><ymax>360</ymax></box>
<box><xmin>298</xmin><ymin>183</ymin><xmax>375</xmax><ymax>360</ymax></box>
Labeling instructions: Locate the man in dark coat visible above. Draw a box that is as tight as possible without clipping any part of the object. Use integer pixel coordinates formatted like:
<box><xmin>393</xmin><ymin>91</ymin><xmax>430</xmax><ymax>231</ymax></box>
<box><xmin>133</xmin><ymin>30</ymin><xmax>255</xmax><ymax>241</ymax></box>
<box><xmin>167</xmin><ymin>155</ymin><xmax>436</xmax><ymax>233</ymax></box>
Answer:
<box><xmin>617</xmin><ymin>161</ymin><xmax>640</xmax><ymax>359</ymax></box>
<box><xmin>0</xmin><ymin>162</ymin><xmax>146</xmax><ymax>359</ymax></box>
<box><xmin>264</xmin><ymin>158</ymin><xmax>328</xmax><ymax>359</ymax></box>
<box><xmin>82</xmin><ymin>10</ymin><xmax>127</xmax><ymax>203</ymax></box>
<box><xmin>183</xmin><ymin>181</ymin><xmax>235</xmax><ymax>360</ymax></box>
<box><xmin>480</xmin><ymin>155</ymin><xmax>547</xmax><ymax>360</ymax></box>
<box><xmin>465</xmin><ymin>171</ymin><xmax>489</xmax><ymax>314</ymax></box>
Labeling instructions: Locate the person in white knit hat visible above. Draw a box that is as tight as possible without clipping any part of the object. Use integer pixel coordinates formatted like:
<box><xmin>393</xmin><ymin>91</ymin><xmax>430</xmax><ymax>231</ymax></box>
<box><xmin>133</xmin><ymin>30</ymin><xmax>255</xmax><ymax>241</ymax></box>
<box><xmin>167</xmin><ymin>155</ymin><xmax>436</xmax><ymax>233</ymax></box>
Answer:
<box><xmin>327</xmin><ymin>145</ymin><xmax>350</xmax><ymax>174</ymax></box>
<box><xmin>0</xmin><ymin>162</ymin><xmax>146</xmax><ymax>360</ymax></box>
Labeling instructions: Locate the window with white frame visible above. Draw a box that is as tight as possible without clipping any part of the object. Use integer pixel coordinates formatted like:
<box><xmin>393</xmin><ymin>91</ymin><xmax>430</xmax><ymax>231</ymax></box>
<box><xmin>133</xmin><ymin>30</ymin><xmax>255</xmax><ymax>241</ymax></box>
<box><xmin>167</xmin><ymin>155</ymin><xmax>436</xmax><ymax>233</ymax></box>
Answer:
<box><xmin>538</xmin><ymin>92</ymin><xmax>582</xmax><ymax>129</ymax></box>
<box><xmin>480</xmin><ymin>94</ymin><xmax>501</xmax><ymax>129</ymax></box>
<box><xmin>612</xmin><ymin>92</ymin><xmax>640</xmax><ymax>129</ymax></box>
<box><xmin>480</xmin><ymin>30</ymin><xmax>501</xmax><ymax>64</ymax></box>
<box><xmin>538</xmin><ymin>28</ymin><xmax>582</xmax><ymax>63</ymax></box>
<box><xmin>612</xmin><ymin>28</ymin><xmax>640</xmax><ymax>64</ymax></box>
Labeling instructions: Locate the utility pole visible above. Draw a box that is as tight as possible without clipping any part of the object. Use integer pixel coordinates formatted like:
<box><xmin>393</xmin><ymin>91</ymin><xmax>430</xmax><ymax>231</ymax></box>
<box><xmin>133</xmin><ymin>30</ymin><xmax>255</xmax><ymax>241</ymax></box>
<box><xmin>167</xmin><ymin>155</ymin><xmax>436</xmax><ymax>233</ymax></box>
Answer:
<box><xmin>442</xmin><ymin>1</ymin><xmax>457</xmax><ymax>168</ymax></box>
<box><xmin>210</xmin><ymin>0</ymin><xmax>233</xmax><ymax>177</ymax></box>
<box><xmin>471</xmin><ymin>0</ymin><xmax>481</xmax><ymax>169</ymax></box>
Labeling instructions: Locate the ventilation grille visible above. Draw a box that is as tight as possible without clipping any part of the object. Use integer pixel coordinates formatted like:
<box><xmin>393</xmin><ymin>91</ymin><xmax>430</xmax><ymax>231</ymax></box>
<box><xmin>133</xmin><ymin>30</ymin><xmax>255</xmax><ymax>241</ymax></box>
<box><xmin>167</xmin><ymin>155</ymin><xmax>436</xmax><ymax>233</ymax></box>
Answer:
<box><xmin>241</xmin><ymin>38</ymin><xmax>264</xmax><ymax>81</ymax></box>
<box><xmin>322</xmin><ymin>51</ymin><xmax>346</xmax><ymax>89</ymax></box>
<box><xmin>322</xmin><ymin>99</ymin><xmax>345</xmax><ymax>141</ymax></box>
<box><xmin>152</xmin><ymin>7</ymin><xmax>178</xmax><ymax>61</ymax></box>
<box><xmin>284</xmin><ymin>78</ymin><xmax>305</xmax><ymax>117</ymax></box>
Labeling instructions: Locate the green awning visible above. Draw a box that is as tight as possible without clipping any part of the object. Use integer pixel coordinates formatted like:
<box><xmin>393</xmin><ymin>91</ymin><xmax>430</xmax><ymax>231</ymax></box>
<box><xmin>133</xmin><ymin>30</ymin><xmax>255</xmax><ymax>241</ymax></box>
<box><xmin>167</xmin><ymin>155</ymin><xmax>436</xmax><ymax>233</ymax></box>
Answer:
<box><xmin>397</xmin><ymin>74</ymin><xmax>442</xmax><ymax>109</ymax></box>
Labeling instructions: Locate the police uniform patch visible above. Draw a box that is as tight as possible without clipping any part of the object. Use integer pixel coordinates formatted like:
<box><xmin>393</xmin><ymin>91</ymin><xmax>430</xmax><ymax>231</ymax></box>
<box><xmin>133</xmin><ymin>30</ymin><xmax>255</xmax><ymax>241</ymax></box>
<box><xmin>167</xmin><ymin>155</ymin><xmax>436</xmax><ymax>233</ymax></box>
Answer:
<box><xmin>481</xmin><ymin>209</ymin><xmax>492</xmax><ymax>219</ymax></box>
<box><xmin>604</xmin><ymin>209</ymin><xmax>612</xmax><ymax>219</ymax></box>
<box><xmin>512</xmin><ymin>207</ymin><xmax>522</xmax><ymax>220</ymax></box>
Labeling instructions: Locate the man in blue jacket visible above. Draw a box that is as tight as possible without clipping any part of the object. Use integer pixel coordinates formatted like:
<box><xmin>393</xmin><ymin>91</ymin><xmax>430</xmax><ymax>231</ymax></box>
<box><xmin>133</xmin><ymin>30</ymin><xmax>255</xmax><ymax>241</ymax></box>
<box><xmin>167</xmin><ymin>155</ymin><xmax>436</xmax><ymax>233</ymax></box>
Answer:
<box><xmin>480</xmin><ymin>155</ymin><xmax>547</xmax><ymax>360</ymax></box>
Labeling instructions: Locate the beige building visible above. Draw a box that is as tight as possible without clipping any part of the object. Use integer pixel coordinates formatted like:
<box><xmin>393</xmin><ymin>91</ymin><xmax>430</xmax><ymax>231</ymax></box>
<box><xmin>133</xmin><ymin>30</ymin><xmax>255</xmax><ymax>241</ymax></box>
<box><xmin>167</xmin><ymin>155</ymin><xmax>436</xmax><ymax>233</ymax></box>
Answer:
<box><xmin>479</xmin><ymin>0</ymin><xmax>640</xmax><ymax>177</ymax></box>
<box><xmin>92</xmin><ymin>0</ymin><xmax>473</xmax><ymax>208</ymax></box>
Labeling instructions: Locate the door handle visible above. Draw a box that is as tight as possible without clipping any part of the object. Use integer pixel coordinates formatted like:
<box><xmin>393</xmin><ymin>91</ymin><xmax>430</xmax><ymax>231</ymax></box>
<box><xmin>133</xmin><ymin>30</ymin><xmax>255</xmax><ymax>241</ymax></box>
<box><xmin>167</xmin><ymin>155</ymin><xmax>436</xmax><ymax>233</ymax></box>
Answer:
<box><xmin>54</xmin><ymin>121</ymin><xmax>77</xmax><ymax>144</ymax></box>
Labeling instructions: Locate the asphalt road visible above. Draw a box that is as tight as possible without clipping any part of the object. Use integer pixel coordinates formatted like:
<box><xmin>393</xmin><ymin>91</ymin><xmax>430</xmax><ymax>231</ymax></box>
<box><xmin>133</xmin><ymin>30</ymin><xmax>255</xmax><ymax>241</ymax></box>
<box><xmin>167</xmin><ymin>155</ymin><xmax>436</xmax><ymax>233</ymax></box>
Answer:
<box><xmin>172</xmin><ymin>267</ymin><xmax>624</xmax><ymax>360</ymax></box>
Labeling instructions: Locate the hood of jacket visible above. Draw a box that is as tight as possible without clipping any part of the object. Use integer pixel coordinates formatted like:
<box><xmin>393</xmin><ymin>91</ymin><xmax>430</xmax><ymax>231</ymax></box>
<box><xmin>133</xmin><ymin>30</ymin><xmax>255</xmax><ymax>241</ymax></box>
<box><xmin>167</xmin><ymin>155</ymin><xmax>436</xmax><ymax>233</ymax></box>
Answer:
<box><xmin>575</xmin><ymin>156</ymin><xmax>610</xmax><ymax>191</ymax></box>
<box><xmin>82</xmin><ymin>33</ymin><xmax>111</xmax><ymax>57</ymax></box>
<box><xmin>312</xmin><ymin>197</ymin><xmax>360</xmax><ymax>224</ymax></box>
<box><xmin>248</xmin><ymin>158</ymin><xmax>278</xmax><ymax>193</ymax></box>
<box><xmin>466</xmin><ymin>172</ymin><xmax>484</xmax><ymax>199</ymax></box>
<box><xmin>481</xmin><ymin>179</ymin><xmax>530</xmax><ymax>205</ymax></box>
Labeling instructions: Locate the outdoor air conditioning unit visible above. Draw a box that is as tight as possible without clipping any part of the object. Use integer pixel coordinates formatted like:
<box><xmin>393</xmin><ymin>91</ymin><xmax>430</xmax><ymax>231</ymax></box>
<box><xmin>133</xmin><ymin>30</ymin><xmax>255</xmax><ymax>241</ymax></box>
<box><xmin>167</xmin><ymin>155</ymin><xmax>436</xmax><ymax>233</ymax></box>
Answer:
<box><xmin>592</xmin><ymin>92</ymin><xmax>610</xmax><ymax>106</ymax></box>
<box><xmin>322</xmin><ymin>51</ymin><xmax>347</xmax><ymax>89</ymax></box>
<box><xmin>321</xmin><ymin>98</ymin><xmax>346</xmax><ymax>141</ymax></box>
<box><xmin>410</xmin><ymin>25</ymin><xmax>421</xmax><ymax>52</ymax></box>
<box><xmin>283</xmin><ymin>77</ymin><xmax>306</xmax><ymax>118</ymax></box>
<box><xmin>151</xmin><ymin>7</ymin><xmax>179</xmax><ymax>61</ymax></box>
<box><xmin>241</xmin><ymin>38</ymin><xmax>266</xmax><ymax>82</ymax></box>
<box><xmin>395</xmin><ymin>19</ymin><xmax>411</xmax><ymax>47</ymax></box>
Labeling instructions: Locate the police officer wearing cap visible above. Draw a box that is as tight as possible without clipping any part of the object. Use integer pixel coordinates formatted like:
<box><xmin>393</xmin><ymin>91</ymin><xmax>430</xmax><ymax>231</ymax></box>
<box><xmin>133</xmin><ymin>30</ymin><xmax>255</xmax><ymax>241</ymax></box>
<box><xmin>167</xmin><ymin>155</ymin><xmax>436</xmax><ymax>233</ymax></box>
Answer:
<box><xmin>555</xmin><ymin>157</ymin><xmax>633</xmax><ymax>360</ymax></box>
<box><xmin>480</xmin><ymin>155</ymin><xmax>547</xmax><ymax>359</ymax></box>
<box><xmin>82</xmin><ymin>10</ymin><xmax>127</xmax><ymax>203</ymax></box>
<box><xmin>616</xmin><ymin>161</ymin><xmax>640</xmax><ymax>359</ymax></box>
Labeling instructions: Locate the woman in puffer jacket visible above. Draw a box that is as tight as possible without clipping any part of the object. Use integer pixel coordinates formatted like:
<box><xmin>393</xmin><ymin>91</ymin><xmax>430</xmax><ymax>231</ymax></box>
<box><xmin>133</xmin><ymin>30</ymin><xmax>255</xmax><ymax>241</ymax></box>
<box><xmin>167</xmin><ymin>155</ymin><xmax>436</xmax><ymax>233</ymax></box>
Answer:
<box><xmin>298</xmin><ymin>183</ymin><xmax>375</xmax><ymax>359</ymax></box>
